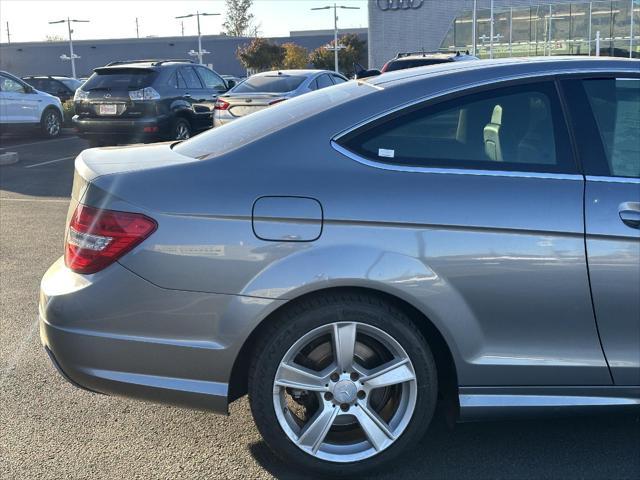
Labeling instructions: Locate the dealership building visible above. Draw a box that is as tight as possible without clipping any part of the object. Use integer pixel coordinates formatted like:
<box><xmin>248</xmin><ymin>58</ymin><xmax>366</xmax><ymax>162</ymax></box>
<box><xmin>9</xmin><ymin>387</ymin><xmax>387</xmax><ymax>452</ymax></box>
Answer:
<box><xmin>368</xmin><ymin>0</ymin><xmax>639</xmax><ymax>68</ymax></box>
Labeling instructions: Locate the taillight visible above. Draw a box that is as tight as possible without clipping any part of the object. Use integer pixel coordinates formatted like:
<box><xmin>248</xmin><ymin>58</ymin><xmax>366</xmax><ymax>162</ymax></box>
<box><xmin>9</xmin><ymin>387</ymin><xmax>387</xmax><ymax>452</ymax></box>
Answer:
<box><xmin>380</xmin><ymin>62</ymin><xmax>389</xmax><ymax>73</ymax></box>
<box><xmin>214</xmin><ymin>99</ymin><xmax>230</xmax><ymax>110</ymax></box>
<box><xmin>65</xmin><ymin>204</ymin><xmax>157</xmax><ymax>274</ymax></box>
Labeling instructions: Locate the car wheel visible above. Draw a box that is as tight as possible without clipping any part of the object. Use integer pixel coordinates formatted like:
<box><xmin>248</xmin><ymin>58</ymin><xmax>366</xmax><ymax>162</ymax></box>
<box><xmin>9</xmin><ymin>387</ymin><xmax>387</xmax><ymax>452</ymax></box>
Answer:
<box><xmin>172</xmin><ymin>118</ymin><xmax>191</xmax><ymax>140</ymax></box>
<box><xmin>248</xmin><ymin>292</ymin><xmax>437</xmax><ymax>477</ymax></box>
<box><xmin>40</xmin><ymin>108</ymin><xmax>61</xmax><ymax>138</ymax></box>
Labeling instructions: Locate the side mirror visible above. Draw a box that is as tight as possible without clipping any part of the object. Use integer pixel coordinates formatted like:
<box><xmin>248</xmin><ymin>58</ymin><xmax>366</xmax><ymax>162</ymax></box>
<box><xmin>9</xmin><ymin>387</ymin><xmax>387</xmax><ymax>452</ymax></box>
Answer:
<box><xmin>226</xmin><ymin>80</ymin><xmax>236</xmax><ymax>89</ymax></box>
<box><xmin>24</xmin><ymin>85</ymin><xmax>35</xmax><ymax>93</ymax></box>
<box><xmin>354</xmin><ymin>69</ymin><xmax>382</xmax><ymax>80</ymax></box>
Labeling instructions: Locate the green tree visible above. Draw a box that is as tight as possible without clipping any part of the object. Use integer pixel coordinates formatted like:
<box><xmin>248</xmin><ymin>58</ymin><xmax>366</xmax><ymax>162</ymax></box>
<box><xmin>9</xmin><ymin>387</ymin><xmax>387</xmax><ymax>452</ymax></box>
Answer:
<box><xmin>223</xmin><ymin>0</ymin><xmax>255</xmax><ymax>37</ymax></box>
<box><xmin>237</xmin><ymin>38</ymin><xmax>285</xmax><ymax>72</ymax></box>
<box><xmin>282</xmin><ymin>43</ymin><xmax>309</xmax><ymax>69</ymax></box>
<box><xmin>309</xmin><ymin>33</ymin><xmax>367</xmax><ymax>74</ymax></box>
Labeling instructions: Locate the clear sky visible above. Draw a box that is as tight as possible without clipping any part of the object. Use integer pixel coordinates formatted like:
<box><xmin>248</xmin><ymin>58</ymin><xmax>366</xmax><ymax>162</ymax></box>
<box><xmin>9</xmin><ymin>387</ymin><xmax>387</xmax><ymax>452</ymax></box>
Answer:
<box><xmin>0</xmin><ymin>0</ymin><xmax>368</xmax><ymax>43</ymax></box>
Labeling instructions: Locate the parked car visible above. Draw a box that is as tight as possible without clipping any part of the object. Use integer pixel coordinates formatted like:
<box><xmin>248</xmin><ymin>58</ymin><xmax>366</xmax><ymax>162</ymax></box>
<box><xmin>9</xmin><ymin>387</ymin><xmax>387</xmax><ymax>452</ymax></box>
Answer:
<box><xmin>72</xmin><ymin>59</ymin><xmax>230</xmax><ymax>147</ymax></box>
<box><xmin>213</xmin><ymin>69</ymin><xmax>347</xmax><ymax>127</ymax></box>
<box><xmin>22</xmin><ymin>75</ymin><xmax>83</xmax><ymax>103</ymax></box>
<box><xmin>0</xmin><ymin>70</ymin><xmax>63</xmax><ymax>137</ymax></box>
<box><xmin>221</xmin><ymin>74</ymin><xmax>243</xmax><ymax>87</ymax></box>
<box><xmin>40</xmin><ymin>57</ymin><xmax>639</xmax><ymax>477</ymax></box>
<box><xmin>355</xmin><ymin>50</ymin><xmax>478</xmax><ymax>79</ymax></box>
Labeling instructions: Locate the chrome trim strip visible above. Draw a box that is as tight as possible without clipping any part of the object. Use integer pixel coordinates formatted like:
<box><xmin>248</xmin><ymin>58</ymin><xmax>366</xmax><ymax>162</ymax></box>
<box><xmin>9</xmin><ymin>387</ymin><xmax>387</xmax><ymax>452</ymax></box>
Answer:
<box><xmin>586</xmin><ymin>175</ymin><xmax>640</xmax><ymax>184</ymax></box>
<box><xmin>331</xmin><ymin>141</ymin><xmax>582</xmax><ymax>181</ymax></box>
<box><xmin>459</xmin><ymin>393</ymin><xmax>640</xmax><ymax>420</ymax></box>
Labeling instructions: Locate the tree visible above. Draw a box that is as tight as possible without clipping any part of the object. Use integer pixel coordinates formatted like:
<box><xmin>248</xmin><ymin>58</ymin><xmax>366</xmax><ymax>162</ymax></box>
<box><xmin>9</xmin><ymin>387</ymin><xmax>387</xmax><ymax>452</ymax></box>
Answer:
<box><xmin>237</xmin><ymin>38</ymin><xmax>285</xmax><ymax>72</ymax></box>
<box><xmin>309</xmin><ymin>33</ymin><xmax>367</xmax><ymax>74</ymax></box>
<box><xmin>281</xmin><ymin>43</ymin><xmax>309</xmax><ymax>69</ymax></box>
<box><xmin>223</xmin><ymin>0</ymin><xmax>255</xmax><ymax>37</ymax></box>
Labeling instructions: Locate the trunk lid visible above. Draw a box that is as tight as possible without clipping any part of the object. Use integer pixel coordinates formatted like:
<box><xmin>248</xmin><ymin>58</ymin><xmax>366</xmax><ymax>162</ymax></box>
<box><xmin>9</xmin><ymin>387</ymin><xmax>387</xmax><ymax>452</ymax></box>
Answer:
<box><xmin>220</xmin><ymin>93</ymin><xmax>286</xmax><ymax>118</ymax></box>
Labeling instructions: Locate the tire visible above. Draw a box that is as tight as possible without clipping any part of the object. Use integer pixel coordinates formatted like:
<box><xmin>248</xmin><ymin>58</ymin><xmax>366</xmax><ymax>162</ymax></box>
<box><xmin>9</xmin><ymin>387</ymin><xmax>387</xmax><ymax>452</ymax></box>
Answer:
<box><xmin>87</xmin><ymin>139</ymin><xmax>108</xmax><ymax>148</ymax></box>
<box><xmin>248</xmin><ymin>291</ymin><xmax>438</xmax><ymax>478</ymax></box>
<box><xmin>40</xmin><ymin>108</ymin><xmax>62</xmax><ymax>138</ymax></box>
<box><xmin>171</xmin><ymin>117</ymin><xmax>191</xmax><ymax>141</ymax></box>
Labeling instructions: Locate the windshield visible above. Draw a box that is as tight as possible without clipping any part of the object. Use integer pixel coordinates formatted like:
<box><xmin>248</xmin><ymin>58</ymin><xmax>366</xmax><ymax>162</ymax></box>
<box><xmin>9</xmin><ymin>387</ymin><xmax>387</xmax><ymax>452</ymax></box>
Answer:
<box><xmin>60</xmin><ymin>78</ymin><xmax>82</xmax><ymax>90</ymax></box>
<box><xmin>82</xmin><ymin>68</ymin><xmax>157</xmax><ymax>91</ymax></box>
<box><xmin>231</xmin><ymin>75</ymin><xmax>305</xmax><ymax>94</ymax></box>
<box><xmin>384</xmin><ymin>58</ymin><xmax>451</xmax><ymax>72</ymax></box>
<box><xmin>175</xmin><ymin>80</ymin><xmax>375</xmax><ymax>160</ymax></box>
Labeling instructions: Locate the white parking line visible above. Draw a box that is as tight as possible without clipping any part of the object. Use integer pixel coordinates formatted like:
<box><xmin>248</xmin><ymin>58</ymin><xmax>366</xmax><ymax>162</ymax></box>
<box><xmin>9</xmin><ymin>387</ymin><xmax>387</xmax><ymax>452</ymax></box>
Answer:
<box><xmin>24</xmin><ymin>156</ymin><xmax>76</xmax><ymax>168</ymax></box>
<box><xmin>0</xmin><ymin>135</ymin><xmax>74</xmax><ymax>150</ymax></box>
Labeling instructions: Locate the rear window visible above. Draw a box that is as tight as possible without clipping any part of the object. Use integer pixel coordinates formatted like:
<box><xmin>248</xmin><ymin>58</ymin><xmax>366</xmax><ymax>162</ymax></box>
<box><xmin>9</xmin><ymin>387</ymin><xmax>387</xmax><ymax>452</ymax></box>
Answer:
<box><xmin>82</xmin><ymin>68</ymin><xmax>157</xmax><ymax>91</ymax></box>
<box><xmin>232</xmin><ymin>75</ymin><xmax>305</xmax><ymax>94</ymax></box>
<box><xmin>60</xmin><ymin>78</ymin><xmax>82</xmax><ymax>90</ymax></box>
<box><xmin>174</xmin><ymin>80</ymin><xmax>374</xmax><ymax>160</ymax></box>
<box><xmin>384</xmin><ymin>58</ymin><xmax>451</xmax><ymax>72</ymax></box>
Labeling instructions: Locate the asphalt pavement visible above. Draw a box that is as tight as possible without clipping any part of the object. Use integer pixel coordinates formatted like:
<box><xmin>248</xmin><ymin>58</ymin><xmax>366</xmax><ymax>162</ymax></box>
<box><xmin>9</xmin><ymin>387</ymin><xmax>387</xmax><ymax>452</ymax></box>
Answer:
<box><xmin>1</xmin><ymin>132</ymin><xmax>639</xmax><ymax>480</ymax></box>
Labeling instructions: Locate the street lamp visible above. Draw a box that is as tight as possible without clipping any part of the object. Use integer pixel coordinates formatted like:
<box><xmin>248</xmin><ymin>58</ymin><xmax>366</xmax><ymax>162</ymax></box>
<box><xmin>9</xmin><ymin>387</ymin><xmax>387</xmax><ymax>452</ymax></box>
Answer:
<box><xmin>175</xmin><ymin>11</ymin><xmax>220</xmax><ymax>64</ymax></box>
<box><xmin>49</xmin><ymin>17</ymin><xmax>89</xmax><ymax>78</ymax></box>
<box><xmin>311</xmin><ymin>3</ymin><xmax>360</xmax><ymax>73</ymax></box>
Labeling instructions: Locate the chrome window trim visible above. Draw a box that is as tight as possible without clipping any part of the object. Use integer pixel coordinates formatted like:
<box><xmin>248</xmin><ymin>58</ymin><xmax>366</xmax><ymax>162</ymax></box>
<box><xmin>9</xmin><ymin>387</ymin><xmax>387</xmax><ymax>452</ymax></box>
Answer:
<box><xmin>331</xmin><ymin>140</ymin><xmax>583</xmax><ymax>181</ymax></box>
<box><xmin>586</xmin><ymin>175</ymin><xmax>640</xmax><ymax>184</ymax></box>
<box><xmin>331</xmin><ymin>67</ymin><xmax>638</xmax><ymax>180</ymax></box>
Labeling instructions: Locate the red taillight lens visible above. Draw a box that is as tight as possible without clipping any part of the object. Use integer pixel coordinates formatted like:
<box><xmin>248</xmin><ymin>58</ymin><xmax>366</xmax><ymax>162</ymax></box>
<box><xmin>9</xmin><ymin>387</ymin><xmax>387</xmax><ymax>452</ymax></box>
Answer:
<box><xmin>214</xmin><ymin>99</ymin><xmax>230</xmax><ymax>110</ymax></box>
<box><xmin>380</xmin><ymin>62</ymin><xmax>389</xmax><ymax>73</ymax></box>
<box><xmin>64</xmin><ymin>204</ymin><xmax>157</xmax><ymax>274</ymax></box>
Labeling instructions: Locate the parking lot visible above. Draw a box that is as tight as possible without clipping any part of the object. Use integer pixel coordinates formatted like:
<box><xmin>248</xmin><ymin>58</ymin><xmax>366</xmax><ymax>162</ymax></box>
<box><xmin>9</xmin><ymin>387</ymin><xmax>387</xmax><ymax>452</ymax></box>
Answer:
<box><xmin>1</xmin><ymin>133</ymin><xmax>639</xmax><ymax>480</ymax></box>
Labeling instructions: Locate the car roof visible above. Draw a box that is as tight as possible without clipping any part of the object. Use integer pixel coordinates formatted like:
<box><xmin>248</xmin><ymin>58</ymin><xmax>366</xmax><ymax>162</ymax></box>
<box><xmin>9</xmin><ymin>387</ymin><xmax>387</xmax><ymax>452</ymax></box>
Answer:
<box><xmin>392</xmin><ymin>52</ymin><xmax>470</xmax><ymax>61</ymax></box>
<box><xmin>368</xmin><ymin>56</ymin><xmax>639</xmax><ymax>88</ymax></box>
<box><xmin>251</xmin><ymin>69</ymin><xmax>341</xmax><ymax>77</ymax></box>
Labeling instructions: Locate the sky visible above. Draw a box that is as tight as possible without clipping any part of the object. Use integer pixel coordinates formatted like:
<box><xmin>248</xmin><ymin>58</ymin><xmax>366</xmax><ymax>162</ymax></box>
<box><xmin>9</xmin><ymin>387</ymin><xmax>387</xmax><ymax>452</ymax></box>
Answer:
<box><xmin>0</xmin><ymin>0</ymin><xmax>368</xmax><ymax>44</ymax></box>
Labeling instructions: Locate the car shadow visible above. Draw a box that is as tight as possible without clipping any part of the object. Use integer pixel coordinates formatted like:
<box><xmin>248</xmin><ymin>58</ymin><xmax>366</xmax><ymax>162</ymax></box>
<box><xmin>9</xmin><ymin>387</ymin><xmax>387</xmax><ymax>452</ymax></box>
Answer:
<box><xmin>249</xmin><ymin>412</ymin><xmax>640</xmax><ymax>480</ymax></box>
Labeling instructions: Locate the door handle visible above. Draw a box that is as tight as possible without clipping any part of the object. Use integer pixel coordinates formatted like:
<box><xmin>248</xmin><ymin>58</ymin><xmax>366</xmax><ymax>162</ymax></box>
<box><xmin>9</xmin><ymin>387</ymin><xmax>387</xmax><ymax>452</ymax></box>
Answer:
<box><xmin>184</xmin><ymin>93</ymin><xmax>191</xmax><ymax>98</ymax></box>
<box><xmin>619</xmin><ymin>202</ymin><xmax>640</xmax><ymax>229</ymax></box>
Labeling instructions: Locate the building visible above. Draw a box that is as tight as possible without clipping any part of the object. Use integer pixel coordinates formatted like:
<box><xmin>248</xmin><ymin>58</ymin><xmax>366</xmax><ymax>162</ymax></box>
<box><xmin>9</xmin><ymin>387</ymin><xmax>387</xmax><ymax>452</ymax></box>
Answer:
<box><xmin>0</xmin><ymin>30</ymin><xmax>367</xmax><ymax>78</ymax></box>
<box><xmin>368</xmin><ymin>0</ymin><xmax>639</xmax><ymax>68</ymax></box>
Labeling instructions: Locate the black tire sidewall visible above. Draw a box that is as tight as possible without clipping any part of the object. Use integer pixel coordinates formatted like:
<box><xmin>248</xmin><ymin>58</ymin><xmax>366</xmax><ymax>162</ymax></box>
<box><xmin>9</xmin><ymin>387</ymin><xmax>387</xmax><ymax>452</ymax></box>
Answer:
<box><xmin>248</xmin><ymin>293</ymin><xmax>438</xmax><ymax>477</ymax></box>
<box><xmin>40</xmin><ymin>108</ymin><xmax>61</xmax><ymax>138</ymax></box>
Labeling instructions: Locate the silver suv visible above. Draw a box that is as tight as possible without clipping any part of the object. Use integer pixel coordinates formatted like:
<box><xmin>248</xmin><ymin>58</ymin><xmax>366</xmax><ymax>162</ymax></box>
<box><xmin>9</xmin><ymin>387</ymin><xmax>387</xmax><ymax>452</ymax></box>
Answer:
<box><xmin>40</xmin><ymin>57</ymin><xmax>639</xmax><ymax>477</ymax></box>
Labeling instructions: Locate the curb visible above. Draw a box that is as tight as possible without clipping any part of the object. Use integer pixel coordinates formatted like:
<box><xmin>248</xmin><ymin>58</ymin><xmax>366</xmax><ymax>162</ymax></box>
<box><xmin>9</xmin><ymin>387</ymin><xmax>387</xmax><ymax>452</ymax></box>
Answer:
<box><xmin>0</xmin><ymin>152</ymin><xmax>19</xmax><ymax>166</ymax></box>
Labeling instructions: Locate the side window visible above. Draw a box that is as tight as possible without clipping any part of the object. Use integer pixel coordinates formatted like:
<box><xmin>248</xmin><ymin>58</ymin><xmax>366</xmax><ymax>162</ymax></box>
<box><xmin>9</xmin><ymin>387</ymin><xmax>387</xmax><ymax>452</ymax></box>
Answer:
<box><xmin>180</xmin><ymin>67</ymin><xmax>203</xmax><ymax>89</ymax></box>
<box><xmin>582</xmin><ymin>78</ymin><xmax>640</xmax><ymax>179</ymax></box>
<box><xmin>196</xmin><ymin>67</ymin><xmax>226</xmax><ymax>91</ymax></box>
<box><xmin>316</xmin><ymin>74</ymin><xmax>333</xmax><ymax>90</ymax></box>
<box><xmin>0</xmin><ymin>75</ymin><xmax>26</xmax><ymax>93</ymax></box>
<box><xmin>331</xmin><ymin>74</ymin><xmax>347</xmax><ymax>85</ymax></box>
<box><xmin>338</xmin><ymin>82</ymin><xmax>575</xmax><ymax>174</ymax></box>
<box><xmin>176</xmin><ymin>70</ymin><xmax>187</xmax><ymax>89</ymax></box>
<box><xmin>167</xmin><ymin>71</ymin><xmax>178</xmax><ymax>88</ymax></box>
<box><xmin>308</xmin><ymin>78</ymin><xmax>318</xmax><ymax>90</ymax></box>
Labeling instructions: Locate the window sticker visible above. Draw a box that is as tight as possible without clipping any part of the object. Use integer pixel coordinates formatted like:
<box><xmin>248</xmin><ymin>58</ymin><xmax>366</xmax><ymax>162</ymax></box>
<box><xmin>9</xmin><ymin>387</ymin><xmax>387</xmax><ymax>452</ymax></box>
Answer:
<box><xmin>378</xmin><ymin>148</ymin><xmax>395</xmax><ymax>158</ymax></box>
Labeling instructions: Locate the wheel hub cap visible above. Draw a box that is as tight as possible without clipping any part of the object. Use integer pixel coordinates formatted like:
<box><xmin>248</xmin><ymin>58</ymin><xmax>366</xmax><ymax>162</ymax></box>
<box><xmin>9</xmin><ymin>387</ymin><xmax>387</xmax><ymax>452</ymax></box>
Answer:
<box><xmin>332</xmin><ymin>379</ymin><xmax>358</xmax><ymax>404</ymax></box>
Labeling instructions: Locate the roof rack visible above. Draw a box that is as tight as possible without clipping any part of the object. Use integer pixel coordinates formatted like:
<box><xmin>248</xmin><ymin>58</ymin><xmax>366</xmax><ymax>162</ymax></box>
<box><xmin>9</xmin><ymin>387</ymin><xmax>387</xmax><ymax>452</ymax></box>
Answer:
<box><xmin>105</xmin><ymin>59</ymin><xmax>194</xmax><ymax>67</ymax></box>
<box><xmin>22</xmin><ymin>74</ymin><xmax>72</xmax><ymax>79</ymax></box>
<box><xmin>395</xmin><ymin>50</ymin><xmax>471</xmax><ymax>59</ymax></box>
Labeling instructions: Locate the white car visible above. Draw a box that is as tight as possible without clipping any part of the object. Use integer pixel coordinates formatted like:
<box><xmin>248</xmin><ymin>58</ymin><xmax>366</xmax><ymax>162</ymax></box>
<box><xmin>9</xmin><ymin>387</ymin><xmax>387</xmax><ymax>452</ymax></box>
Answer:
<box><xmin>0</xmin><ymin>71</ymin><xmax>64</xmax><ymax>138</ymax></box>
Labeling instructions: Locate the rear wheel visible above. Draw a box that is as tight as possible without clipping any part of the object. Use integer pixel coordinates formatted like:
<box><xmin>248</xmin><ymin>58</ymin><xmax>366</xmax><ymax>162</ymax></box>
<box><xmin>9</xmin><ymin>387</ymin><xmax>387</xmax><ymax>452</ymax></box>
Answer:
<box><xmin>171</xmin><ymin>117</ymin><xmax>191</xmax><ymax>141</ymax></box>
<box><xmin>40</xmin><ymin>108</ymin><xmax>61</xmax><ymax>138</ymax></box>
<box><xmin>248</xmin><ymin>292</ymin><xmax>437</xmax><ymax>477</ymax></box>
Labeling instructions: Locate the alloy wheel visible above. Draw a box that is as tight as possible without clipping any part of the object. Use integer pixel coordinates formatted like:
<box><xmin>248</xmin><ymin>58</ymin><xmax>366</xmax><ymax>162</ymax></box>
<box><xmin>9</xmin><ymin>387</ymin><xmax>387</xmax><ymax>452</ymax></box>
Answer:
<box><xmin>175</xmin><ymin>122</ymin><xmax>190</xmax><ymax>140</ymax></box>
<box><xmin>272</xmin><ymin>321</ymin><xmax>418</xmax><ymax>463</ymax></box>
<box><xmin>46</xmin><ymin>112</ymin><xmax>60</xmax><ymax>136</ymax></box>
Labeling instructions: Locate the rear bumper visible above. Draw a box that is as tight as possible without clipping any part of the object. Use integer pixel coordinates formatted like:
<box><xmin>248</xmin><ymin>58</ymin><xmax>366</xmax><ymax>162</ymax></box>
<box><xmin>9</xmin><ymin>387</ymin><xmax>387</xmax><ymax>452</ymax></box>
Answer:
<box><xmin>72</xmin><ymin>114</ymin><xmax>171</xmax><ymax>138</ymax></box>
<box><xmin>39</xmin><ymin>258</ymin><xmax>282</xmax><ymax>413</ymax></box>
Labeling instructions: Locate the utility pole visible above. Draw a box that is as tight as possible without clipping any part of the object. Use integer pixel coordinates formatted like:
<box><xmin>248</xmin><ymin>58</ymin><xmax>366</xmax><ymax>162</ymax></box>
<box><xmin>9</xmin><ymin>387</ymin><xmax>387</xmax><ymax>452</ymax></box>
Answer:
<box><xmin>49</xmin><ymin>17</ymin><xmax>89</xmax><ymax>78</ymax></box>
<box><xmin>631</xmin><ymin>0</ymin><xmax>635</xmax><ymax>59</ymax></box>
<box><xmin>489</xmin><ymin>0</ymin><xmax>494</xmax><ymax>59</ymax></box>
<box><xmin>136</xmin><ymin>17</ymin><xmax>139</xmax><ymax>39</ymax></box>
<box><xmin>6</xmin><ymin>22</ymin><xmax>10</xmax><ymax>45</ymax></box>
<box><xmin>471</xmin><ymin>0</ymin><xmax>477</xmax><ymax>56</ymax></box>
<box><xmin>181</xmin><ymin>21</ymin><xmax>184</xmax><ymax>37</ymax></box>
<box><xmin>311</xmin><ymin>3</ymin><xmax>360</xmax><ymax>73</ymax></box>
<box><xmin>175</xmin><ymin>11</ymin><xmax>220</xmax><ymax>64</ymax></box>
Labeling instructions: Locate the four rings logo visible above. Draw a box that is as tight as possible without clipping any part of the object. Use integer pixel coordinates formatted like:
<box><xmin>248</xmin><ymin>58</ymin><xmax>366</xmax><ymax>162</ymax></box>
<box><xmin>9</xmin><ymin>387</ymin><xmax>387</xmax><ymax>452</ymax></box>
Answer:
<box><xmin>377</xmin><ymin>0</ymin><xmax>424</xmax><ymax>10</ymax></box>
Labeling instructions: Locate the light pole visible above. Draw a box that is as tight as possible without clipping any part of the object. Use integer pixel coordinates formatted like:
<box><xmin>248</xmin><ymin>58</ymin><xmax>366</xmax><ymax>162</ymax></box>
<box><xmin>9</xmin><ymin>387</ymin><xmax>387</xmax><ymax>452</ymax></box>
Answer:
<box><xmin>489</xmin><ymin>0</ymin><xmax>494</xmax><ymax>59</ymax></box>
<box><xmin>471</xmin><ymin>0</ymin><xmax>477</xmax><ymax>56</ymax></box>
<box><xmin>175</xmin><ymin>11</ymin><xmax>220</xmax><ymax>64</ymax></box>
<box><xmin>311</xmin><ymin>3</ymin><xmax>360</xmax><ymax>73</ymax></box>
<box><xmin>49</xmin><ymin>17</ymin><xmax>89</xmax><ymax>78</ymax></box>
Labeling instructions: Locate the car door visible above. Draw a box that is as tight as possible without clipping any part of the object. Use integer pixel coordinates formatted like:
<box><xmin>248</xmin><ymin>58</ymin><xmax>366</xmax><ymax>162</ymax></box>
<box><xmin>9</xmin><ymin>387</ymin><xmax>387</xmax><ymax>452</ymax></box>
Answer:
<box><xmin>0</xmin><ymin>74</ymin><xmax>40</xmax><ymax>123</ymax></box>
<box><xmin>336</xmin><ymin>80</ymin><xmax>611</xmax><ymax>386</ymax></box>
<box><xmin>179</xmin><ymin>66</ymin><xmax>210</xmax><ymax>131</ymax></box>
<box><xmin>562</xmin><ymin>75</ymin><xmax>640</xmax><ymax>385</ymax></box>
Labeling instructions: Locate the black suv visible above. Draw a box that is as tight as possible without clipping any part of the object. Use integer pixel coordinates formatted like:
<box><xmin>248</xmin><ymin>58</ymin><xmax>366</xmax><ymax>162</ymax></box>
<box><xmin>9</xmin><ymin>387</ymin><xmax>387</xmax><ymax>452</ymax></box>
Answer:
<box><xmin>22</xmin><ymin>75</ymin><xmax>83</xmax><ymax>103</ymax></box>
<box><xmin>73</xmin><ymin>59</ymin><xmax>233</xmax><ymax>146</ymax></box>
<box><xmin>355</xmin><ymin>51</ymin><xmax>478</xmax><ymax>79</ymax></box>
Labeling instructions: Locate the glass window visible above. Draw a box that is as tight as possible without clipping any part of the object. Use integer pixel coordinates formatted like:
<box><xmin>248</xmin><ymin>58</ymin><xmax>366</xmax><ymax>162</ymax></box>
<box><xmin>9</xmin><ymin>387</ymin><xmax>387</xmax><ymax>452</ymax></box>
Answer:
<box><xmin>59</xmin><ymin>78</ymin><xmax>82</xmax><ymax>91</ymax></box>
<box><xmin>583</xmin><ymin>78</ymin><xmax>640</xmax><ymax>178</ymax></box>
<box><xmin>176</xmin><ymin>70</ymin><xmax>187</xmax><ymax>89</ymax></box>
<box><xmin>179</xmin><ymin>67</ymin><xmax>203</xmax><ymax>89</ymax></box>
<box><xmin>316</xmin><ymin>74</ymin><xmax>333</xmax><ymax>89</ymax></box>
<box><xmin>83</xmin><ymin>69</ymin><xmax>157</xmax><ymax>90</ymax></box>
<box><xmin>331</xmin><ymin>74</ymin><xmax>347</xmax><ymax>85</ymax></box>
<box><xmin>196</xmin><ymin>67</ymin><xmax>226</xmax><ymax>91</ymax></box>
<box><xmin>0</xmin><ymin>75</ymin><xmax>25</xmax><ymax>93</ymax></box>
<box><xmin>338</xmin><ymin>82</ymin><xmax>575</xmax><ymax>173</ymax></box>
<box><xmin>231</xmin><ymin>75</ymin><xmax>305</xmax><ymax>93</ymax></box>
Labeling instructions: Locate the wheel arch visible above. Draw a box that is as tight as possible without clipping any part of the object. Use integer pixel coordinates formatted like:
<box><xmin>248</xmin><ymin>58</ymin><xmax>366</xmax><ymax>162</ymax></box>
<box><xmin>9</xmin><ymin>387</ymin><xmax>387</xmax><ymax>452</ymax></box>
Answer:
<box><xmin>228</xmin><ymin>285</ymin><xmax>460</xmax><ymax>419</ymax></box>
